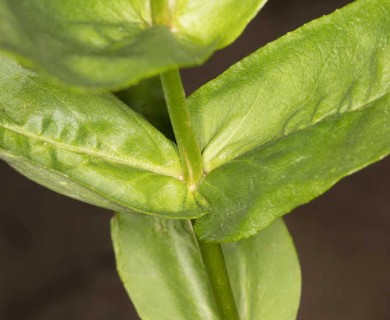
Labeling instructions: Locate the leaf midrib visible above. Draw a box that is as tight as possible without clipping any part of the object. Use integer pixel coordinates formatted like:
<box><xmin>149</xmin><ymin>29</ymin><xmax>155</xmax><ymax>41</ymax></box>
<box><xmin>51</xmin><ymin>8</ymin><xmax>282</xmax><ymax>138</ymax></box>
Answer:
<box><xmin>0</xmin><ymin>148</ymin><xmax>131</xmax><ymax>210</ymax></box>
<box><xmin>0</xmin><ymin>149</ymin><xmax>184</xmax><ymax>217</ymax></box>
<box><xmin>0</xmin><ymin>122</ymin><xmax>180</xmax><ymax>179</ymax></box>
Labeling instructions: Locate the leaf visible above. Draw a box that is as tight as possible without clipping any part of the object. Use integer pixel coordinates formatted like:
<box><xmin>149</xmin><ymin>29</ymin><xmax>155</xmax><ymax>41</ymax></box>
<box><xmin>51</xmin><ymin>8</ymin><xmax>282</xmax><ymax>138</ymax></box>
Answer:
<box><xmin>190</xmin><ymin>0</ymin><xmax>390</xmax><ymax>241</ymax></box>
<box><xmin>0</xmin><ymin>54</ymin><xmax>203</xmax><ymax>219</ymax></box>
<box><xmin>224</xmin><ymin>219</ymin><xmax>301</xmax><ymax>320</ymax></box>
<box><xmin>115</xmin><ymin>76</ymin><xmax>174</xmax><ymax>140</ymax></box>
<box><xmin>111</xmin><ymin>212</ymin><xmax>301</xmax><ymax>320</ymax></box>
<box><xmin>111</xmin><ymin>213</ymin><xmax>220</xmax><ymax>320</ymax></box>
<box><xmin>0</xmin><ymin>0</ymin><xmax>268</xmax><ymax>89</ymax></box>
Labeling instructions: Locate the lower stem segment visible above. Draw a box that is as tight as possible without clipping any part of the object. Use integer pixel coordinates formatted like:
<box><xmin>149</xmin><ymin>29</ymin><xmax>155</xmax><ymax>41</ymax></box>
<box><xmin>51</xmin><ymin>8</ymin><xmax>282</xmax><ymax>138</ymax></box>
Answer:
<box><xmin>195</xmin><ymin>226</ymin><xmax>240</xmax><ymax>320</ymax></box>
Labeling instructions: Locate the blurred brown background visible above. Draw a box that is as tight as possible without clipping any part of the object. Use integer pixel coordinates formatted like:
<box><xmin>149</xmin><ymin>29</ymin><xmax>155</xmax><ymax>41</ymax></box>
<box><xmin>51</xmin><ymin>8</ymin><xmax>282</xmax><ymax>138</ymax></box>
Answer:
<box><xmin>1</xmin><ymin>0</ymin><xmax>389</xmax><ymax>319</ymax></box>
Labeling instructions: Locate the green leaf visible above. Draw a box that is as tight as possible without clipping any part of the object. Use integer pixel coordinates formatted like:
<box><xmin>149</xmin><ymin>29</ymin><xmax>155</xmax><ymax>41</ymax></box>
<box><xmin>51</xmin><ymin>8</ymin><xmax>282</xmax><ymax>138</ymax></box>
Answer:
<box><xmin>191</xmin><ymin>0</ymin><xmax>390</xmax><ymax>241</ymax></box>
<box><xmin>111</xmin><ymin>213</ymin><xmax>220</xmax><ymax>320</ymax></box>
<box><xmin>0</xmin><ymin>54</ymin><xmax>203</xmax><ymax>219</ymax></box>
<box><xmin>115</xmin><ymin>76</ymin><xmax>174</xmax><ymax>140</ymax></box>
<box><xmin>0</xmin><ymin>0</ymin><xmax>268</xmax><ymax>89</ymax></box>
<box><xmin>225</xmin><ymin>219</ymin><xmax>301</xmax><ymax>320</ymax></box>
<box><xmin>111</xmin><ymin>213</ymin><xmax>301</xmax><ymax>320</ymax></box>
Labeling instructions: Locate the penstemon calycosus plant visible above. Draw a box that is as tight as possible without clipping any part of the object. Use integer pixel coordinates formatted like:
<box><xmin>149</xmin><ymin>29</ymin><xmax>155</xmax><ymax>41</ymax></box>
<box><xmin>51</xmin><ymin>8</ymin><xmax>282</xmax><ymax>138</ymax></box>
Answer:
<box><xmin>0</xmin><ymin>0</ymin><xmax>389</xmax><ymax>318</ymax></box>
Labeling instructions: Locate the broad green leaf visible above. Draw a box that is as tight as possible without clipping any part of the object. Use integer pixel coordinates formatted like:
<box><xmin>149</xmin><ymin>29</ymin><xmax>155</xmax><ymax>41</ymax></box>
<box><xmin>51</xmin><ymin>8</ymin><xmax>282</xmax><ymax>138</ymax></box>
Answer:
<box><xmin>111</xmin><ymin>213</ymin><xmax>220</xmax><ymax>320</ymax></box>
<box><xmin>0</xmin><ymin>0</ymin><xmax>268</xmax><ymax>89</ymax></box>
<box><xmin>112</xmin><ymin>213</ymin><xmax>301</xmax><ymax>320</ymax></box>
<box><xmin>225</xmin><ymin>219</ymin><xmax>301</xmax><ymax>320</ymax></box>
<box><xmin>115</xmin><ymin>76</ymin><xmax>174</xmax><ymax>140</ymax></box>
<box><xmin>0</xmin><ymin>54</ymin><xmax>203</xmax><ymax>218</ymax></box>
<box><xmin>191</xmin><ymin>0</ymin><xmax>390</xmax><ymax>241</ymax></box>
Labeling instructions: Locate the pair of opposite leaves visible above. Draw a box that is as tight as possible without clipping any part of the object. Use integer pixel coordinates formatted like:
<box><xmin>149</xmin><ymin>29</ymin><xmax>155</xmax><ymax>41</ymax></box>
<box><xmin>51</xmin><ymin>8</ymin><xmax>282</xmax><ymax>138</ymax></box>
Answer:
<box><xmin>0</xmin><ymin>0</ymin><xmax>389</xmax><ymax>242</ymax></box>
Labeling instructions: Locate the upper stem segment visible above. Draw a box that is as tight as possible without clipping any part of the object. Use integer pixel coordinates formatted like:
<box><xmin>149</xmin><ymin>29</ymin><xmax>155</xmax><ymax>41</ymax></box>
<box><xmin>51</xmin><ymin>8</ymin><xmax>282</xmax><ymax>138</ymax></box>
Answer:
<box><xmin>160</xmin><ymin>69</ymin><xmax>203</xmax><ymax>187</ymax></box>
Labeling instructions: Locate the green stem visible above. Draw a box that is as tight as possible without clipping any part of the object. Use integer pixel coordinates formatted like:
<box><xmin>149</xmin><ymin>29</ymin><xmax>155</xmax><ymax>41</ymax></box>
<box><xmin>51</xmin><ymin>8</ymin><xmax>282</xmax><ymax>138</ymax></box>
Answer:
<box><xmin>196</xmin><ymin>236</ymin><xmax>240</xmax><ymax>320</ymax></box>
<box><xmin>160</xmin><ymin>69</ymin><xmax>203</xmax><ymax>187</ymax></box>
<box><xmin>160</xmin><ymin>69</ymin><xmax>239</xmax><ymax>319</ymax></box>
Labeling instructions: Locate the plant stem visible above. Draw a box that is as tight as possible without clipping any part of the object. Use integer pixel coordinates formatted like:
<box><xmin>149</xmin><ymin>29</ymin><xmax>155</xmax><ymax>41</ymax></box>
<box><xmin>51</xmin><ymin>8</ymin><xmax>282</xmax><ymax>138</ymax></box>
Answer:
<box><xmin>160</xmin><ymin>69</ymin><xmax>239</xmax><ymax>319</ymax></box>
<box><xmin>160</xmin><ymin>69</ymin><xmax>203</xmax><ymax>187</ymax></box>
<box><xmin>196</xmin><ymin>236</ymin><xmax>240</xmax><ymax>320</ymax></box>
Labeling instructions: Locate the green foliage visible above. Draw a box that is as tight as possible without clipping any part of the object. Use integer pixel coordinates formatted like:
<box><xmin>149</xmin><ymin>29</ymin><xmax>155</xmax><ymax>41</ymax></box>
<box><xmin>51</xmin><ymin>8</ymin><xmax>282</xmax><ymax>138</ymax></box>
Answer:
<box><xmin>191</xmin><ymin>0</ymin><xmax>390</xmax><ymax>241</ymax></box>
<box><xmin>112</xmin><ymin>213</ymin><xmax>301</xmax><ymax>320</ymax></box>
<box><xmin>0</xmin><ymin>55</ymin><xmax>203</xmax><ymax>218</ymax></box>
<box><xmin>115</xmin><ymin>77</ymin><xmax>174</xmax><ymax>140</ymax></box>
<box><xmin>0</xmin><ymin>0</ymin><xmax>389</xmax><ymax>319</ymax></box>
<box><xmin>0</xmin><ymin>0</ymin><xmax>267</xmax><ymax>89</ymax></box>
